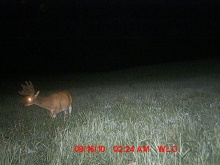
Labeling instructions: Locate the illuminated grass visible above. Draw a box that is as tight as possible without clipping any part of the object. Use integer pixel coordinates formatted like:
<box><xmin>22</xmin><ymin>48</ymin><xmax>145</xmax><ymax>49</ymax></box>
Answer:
<box><xmin>0</xmin><ymin>59</ymin><xmax>220</xmax><ymax>164</ymax></box>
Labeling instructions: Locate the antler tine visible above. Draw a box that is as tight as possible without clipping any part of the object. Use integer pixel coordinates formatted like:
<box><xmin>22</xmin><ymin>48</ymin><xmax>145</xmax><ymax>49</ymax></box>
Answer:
<box><xmin>25</xmin><ymin>81</ymin><xmax>35</xmax><ymax>93</ymax></box>
<box><xmin>18</xmin><ymin>89</ymin><xmax>23</xmax><ymax>95</ymax></box>
<box><xmin>18</xmin><ymin>84</ymin><xmax>29</xmax><ymax>96</ymax></box>
<box><xmin>18</xmin><ymin>81</ymin><xmax>35</xmax><ymax>96</ymax></box>
<box><xmin>30</xmin><ymin>81</ymin><xmax>35</xmax><ymax>93</ymax></box>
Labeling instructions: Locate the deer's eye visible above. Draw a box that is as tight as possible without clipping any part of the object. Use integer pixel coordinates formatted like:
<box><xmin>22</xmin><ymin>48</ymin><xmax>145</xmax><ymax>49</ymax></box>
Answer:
<box><xmin>28</xmin><ymin>97</ymin><xmax>32</xmax><ymax>102</ymax></box>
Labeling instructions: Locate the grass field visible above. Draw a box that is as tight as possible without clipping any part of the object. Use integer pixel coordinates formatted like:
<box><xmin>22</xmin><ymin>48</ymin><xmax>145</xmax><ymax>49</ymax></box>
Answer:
<box><xmin>1</xmin><ymin>58</ymin><xmax>220</xmax><ymax>165</ymax></box>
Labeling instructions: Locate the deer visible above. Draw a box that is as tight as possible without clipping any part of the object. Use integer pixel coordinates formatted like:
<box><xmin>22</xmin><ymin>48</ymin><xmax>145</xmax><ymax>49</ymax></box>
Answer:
<box><xmin>18</xmin><ymin>81</ymin><xmax>72</xmax><ymax>118</ymax></box>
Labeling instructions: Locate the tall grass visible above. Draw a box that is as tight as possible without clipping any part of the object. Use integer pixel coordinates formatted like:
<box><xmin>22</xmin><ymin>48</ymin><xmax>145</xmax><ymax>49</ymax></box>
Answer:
<box><xmin>1</xmin><ymin>58</ymin><xmax>220</xmax><ymax>164</ymax></box>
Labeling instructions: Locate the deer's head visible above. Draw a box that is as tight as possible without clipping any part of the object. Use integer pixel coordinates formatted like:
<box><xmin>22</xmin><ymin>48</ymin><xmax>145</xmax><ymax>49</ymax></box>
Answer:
<box><xmin>18</xmin><ymin>81</ymin><xmax>40</xmax><ymax>106</ymax></box>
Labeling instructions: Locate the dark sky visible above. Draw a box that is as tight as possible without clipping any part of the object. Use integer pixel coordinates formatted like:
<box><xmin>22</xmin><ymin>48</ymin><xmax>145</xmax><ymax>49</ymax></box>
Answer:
<box><xmin>1</xmin><ymin>0</ymin><xmax>219</xmax><ymax>75</ymax></box>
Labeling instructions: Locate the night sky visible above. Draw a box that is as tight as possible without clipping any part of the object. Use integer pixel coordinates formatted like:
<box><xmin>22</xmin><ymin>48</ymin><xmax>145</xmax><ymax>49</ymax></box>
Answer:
<box><xmin>1</xmin><ymin>0</ymin><xmax>219</xmax><ymax>76</ymax></box>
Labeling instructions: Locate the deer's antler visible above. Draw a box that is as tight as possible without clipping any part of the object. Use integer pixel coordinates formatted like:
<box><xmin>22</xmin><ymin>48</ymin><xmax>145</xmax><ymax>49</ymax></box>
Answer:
<box><xmin>18</xmin><ymin>81</ymin><xmax>35</xmax><ymax>96</ymax></box>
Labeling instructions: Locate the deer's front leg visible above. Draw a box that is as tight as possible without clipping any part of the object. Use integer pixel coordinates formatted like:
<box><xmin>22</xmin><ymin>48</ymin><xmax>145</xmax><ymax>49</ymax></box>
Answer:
<box><xmin>50</xmin><ymin>110</ymin><xmax>57</xmax><ymax>119</ymax></box>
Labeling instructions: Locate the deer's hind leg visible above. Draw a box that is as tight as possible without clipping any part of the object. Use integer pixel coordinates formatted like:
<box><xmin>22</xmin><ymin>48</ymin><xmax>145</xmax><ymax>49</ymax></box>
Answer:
<box><xmin>68</xmin><ymin>105</ymin><xmax>72</xmax><ymax>114</ymax></box>
<box><xmin>64</xmin><ymin>109</ymin><xmax>68</xmax><ymax>115</ymax></box>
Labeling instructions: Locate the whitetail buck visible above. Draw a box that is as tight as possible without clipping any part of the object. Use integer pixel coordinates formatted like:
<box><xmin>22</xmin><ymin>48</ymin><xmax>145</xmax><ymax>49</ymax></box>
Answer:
<box><xmin>18</xmin><ymin>81</ymin><xmax>72</xmax><ymax>118</ymax></box>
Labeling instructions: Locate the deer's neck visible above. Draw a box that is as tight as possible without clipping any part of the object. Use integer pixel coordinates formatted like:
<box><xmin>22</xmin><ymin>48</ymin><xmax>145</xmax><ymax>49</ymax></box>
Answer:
<box><xmin>34</xmin><ymin>96</ymin><xmax>52</xmax><ymax>110</ymax></box>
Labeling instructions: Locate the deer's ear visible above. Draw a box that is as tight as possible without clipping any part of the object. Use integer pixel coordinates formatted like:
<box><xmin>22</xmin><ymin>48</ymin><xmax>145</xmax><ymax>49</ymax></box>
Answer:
<box><xmin>35</xmin><ymin>91</ymin><xmax>40</xmax><ymax>98</ymax></box>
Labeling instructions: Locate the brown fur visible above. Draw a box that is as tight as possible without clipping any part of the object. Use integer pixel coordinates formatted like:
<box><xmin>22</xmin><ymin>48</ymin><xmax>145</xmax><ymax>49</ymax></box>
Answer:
<box><xmin>19</xmin><ymin>81</ymin><xmax>72</xmax><ymax>118</ymax></box>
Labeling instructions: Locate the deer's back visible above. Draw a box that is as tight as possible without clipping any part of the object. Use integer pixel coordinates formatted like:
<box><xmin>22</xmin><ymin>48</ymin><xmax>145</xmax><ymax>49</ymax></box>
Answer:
<box><xmin>49</xmin><ymin>91</ymin><xmax>72</xmax><ymax>110</ymax></box>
